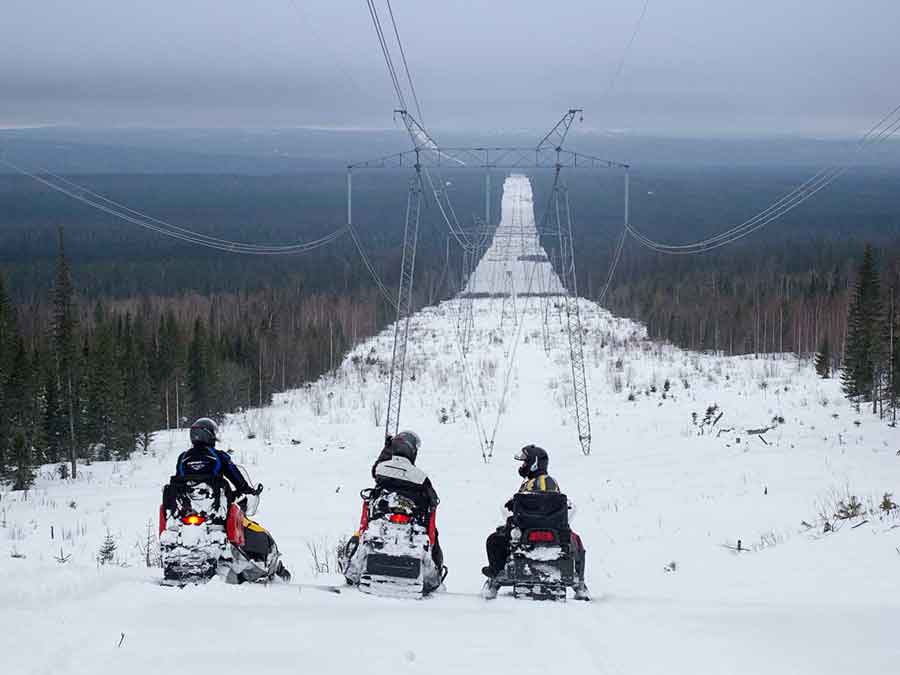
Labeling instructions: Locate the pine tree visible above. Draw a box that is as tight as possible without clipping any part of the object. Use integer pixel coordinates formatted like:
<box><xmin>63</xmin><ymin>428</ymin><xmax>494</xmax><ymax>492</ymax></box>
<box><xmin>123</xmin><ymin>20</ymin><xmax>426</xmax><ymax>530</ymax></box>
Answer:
<box><xmin>130</xmin><ymin>317</ymin><xmax>156</xmax><ymax>453</ymax></box>
<box><xmin>1</xmin><ymin>338</ymin><xmax>30</xmax><ymax>477</ymax></box>
<box><xmin>83</xmin><ymin>304</ymin><xmax>118</xmax><ymax>460</ymax></box>
<box><xmin>0</xmin><ymin>272</ymin><xmax>13</xmax><ymax>381</ymax></box>
<box><xmin>51</xmin><ymin>227</ymin><xmax>79</xmax><ymax>478</ymax></box>
<box><xmin>97</xmin><ymin>531</ymin><xmax>118</xmax><ymax>566</ymax></box>
<box><xmin>153</xmin><ymin>310</ymin><xmax>181</xmax><ymax>430</ymax></box>
<box><xmin>42</xmin><ymin>367</ymin><xmax>66</xmax><ymax>464</ymax></box>
<box><xmin>186</xmin><ymin>318</ymin><xmax>208</xmax><ymax>420</ymax></box>
<box><xmin>0</xmin><ymin>273</ymin><xmax>15</xmax><ymax>476</ymax></box>
<box><xmin>11</xmin><ymin>432</ymin><xmax>35</xmax><ymax>491</ymax></box>
<box><xmin>887</xmin><ymin>285</ymin><xmax>899</xmax><ymax>425</ymax></box>
<box><xmin>815</xmin><ymin>334</ymin><xmax>832</xmax><ymax>378</ymax></box>
<box><xmin>842</xmin><ymin>244</ymin><xmax>884</xmax><ymax>412</ymax></box>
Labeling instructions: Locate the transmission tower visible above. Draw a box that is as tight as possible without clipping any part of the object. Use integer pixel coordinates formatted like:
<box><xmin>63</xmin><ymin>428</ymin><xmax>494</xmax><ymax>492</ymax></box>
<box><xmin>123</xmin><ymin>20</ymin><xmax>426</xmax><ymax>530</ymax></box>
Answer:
<box><xmin>384</xmin><ymin>171</ymin><xmax>423</xmax><ymax>438</ymax></box>
<box><xmin>554</xmin><ymin>180</ymin><xmax>592</xmax><ymax>456</ymax></box>
<box><xmin>348</xmin><ymin>108</ymin><xmax>628</xmax><ymax>456</ymax></box>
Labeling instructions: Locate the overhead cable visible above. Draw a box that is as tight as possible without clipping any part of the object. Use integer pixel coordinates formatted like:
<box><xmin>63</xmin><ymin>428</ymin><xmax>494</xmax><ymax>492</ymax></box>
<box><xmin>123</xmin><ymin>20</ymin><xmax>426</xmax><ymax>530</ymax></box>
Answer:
<box><xmin>385</xmin><ymin>0</ymin><xmax>424</xmax><ymax>122</ymax></box>
<box><xmin>1</xmin><ymin>158</ymin><xmax>347</xmax><ymax>255</ymax></box>
<box><xmin>347</xmin><ymin>222</ymin><xmax>399</xmax><ymax>310</ymax></box>
<box><xmin>626</xmin><ymin>103</ymin><xmax>900</xmax><ymax>254</ymax></box>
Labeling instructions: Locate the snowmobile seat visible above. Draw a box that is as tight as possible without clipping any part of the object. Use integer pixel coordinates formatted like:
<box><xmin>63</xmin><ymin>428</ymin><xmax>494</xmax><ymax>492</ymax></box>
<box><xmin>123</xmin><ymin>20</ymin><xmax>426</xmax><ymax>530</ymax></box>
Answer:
<box><xmin>164</xmin><ymin>473</ymin><xmax>228</xmax><ymax>515</ymax></box>
<box><xmin>366</xmin><ymin>485</ymin><xmax>433</xmax><ymax>526</ymax></box>
<box><xmin>511</xmin><ymin>492</ymin><xmax>571</xmax><ymax>547</ymax></box>
<box><xmin>240</xmin><ymin>517</ymin><xmax>276</xmax><ymax>564</ymax></box>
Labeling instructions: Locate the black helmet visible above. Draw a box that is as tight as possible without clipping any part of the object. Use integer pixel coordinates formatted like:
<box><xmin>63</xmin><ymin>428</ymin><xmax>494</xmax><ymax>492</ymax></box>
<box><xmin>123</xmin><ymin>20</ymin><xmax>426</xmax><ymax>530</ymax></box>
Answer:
<box><xmin>391</xmin><ymin>430</ymin><xmax>421</xmax><ymax>464</ymax></box>
<box><xmin>515</xmin><ymin>444</ymin><xmax>548</xmax><ymax>479</ymax></box>
<box><xmin>190</xmin><ymin>417</ymin><xmax>218</xmax><ymax>447</ymax></box>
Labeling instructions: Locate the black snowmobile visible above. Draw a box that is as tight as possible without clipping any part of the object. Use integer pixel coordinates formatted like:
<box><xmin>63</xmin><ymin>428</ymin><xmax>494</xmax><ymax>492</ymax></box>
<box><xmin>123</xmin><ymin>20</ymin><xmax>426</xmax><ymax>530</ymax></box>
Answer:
<box><xmin>340</xmin><ymin>487</ymin><xmax>444</xmax><ymax>599</ymax></box>
<box><xmin>482</xmin><ymin>491</ymin><xmax>589</xmax><ymax>601</ymax></box>
<box><xmin>158</xmin><ymin>466</ymin><xmax>289</xmax><ymax>586</ymax></box>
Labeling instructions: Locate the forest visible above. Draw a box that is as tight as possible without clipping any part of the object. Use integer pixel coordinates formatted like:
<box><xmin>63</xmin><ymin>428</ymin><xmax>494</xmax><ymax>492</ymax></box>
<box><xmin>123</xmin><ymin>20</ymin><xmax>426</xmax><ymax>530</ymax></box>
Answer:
<box><xmin>1</xmin><ymin>164</ymin><xmax>899</xmax><ymax>487</ymax></box>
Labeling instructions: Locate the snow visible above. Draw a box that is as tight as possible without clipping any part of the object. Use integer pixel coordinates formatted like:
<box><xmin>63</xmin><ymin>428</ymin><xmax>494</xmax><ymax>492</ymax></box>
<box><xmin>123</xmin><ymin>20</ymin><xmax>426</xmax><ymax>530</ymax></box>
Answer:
<box><xmin>2</xmin><ymin>175</ymin><xmax>899</xmax><ymax>674</ymax></box>
<box><xmin>463</xmin><ymin>174</ymin><xmax>566</xmax><ymax>296</ymax></box>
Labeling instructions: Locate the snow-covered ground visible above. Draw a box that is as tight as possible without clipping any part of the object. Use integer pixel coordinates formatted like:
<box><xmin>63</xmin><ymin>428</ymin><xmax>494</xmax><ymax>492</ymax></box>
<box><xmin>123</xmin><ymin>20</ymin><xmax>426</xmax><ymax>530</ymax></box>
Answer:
<box><xmin>2</xmin><ymin>176</ymin><xmax>899</xmax><ymax>675</ymax></box>
<box><xmin>463</xmin><ymin>174</ymin><xmax>565</xmax><ymax>296</ymax></box>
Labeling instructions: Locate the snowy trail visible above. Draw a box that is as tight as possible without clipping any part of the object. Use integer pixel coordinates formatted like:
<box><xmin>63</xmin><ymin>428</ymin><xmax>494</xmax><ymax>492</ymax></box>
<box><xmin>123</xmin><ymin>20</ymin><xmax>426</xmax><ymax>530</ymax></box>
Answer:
<box><xmin>3</xmin><ymin>175</ymin><xmax>899</xmax><ymax>674</ymax></box>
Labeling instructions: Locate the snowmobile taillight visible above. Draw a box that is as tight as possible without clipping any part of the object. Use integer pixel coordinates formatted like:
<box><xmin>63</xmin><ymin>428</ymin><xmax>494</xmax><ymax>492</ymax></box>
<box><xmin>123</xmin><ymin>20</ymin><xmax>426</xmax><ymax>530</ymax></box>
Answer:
<box><xmin>181</xmin><ymin>514</ymin><xmax>206</xmax><ymax>526</ymax></box>
<box><xmin>388</xmin><ymin>513</ymin><xmax>411</xmax><ymax>524</ymax></box>
<box><xmin>528</xmin><ymin>530</ymin><xmax>556</xmax><ymax>543</ymax></box>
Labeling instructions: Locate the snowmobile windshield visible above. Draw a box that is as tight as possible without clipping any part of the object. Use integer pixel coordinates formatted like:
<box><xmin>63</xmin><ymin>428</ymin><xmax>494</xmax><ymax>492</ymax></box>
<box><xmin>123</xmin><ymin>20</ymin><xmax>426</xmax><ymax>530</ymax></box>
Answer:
<box><xmin>236</xmin><ymin>465</ymin><xmax>260</xmax><ymax>516</ymax></box>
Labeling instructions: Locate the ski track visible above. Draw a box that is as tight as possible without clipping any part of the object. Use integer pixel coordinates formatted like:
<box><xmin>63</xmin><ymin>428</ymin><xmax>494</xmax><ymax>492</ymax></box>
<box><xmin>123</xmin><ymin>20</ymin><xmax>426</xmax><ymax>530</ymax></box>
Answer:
<box><xmin>2</xmin><ymin>175</ymin><xmax>899</xmax><ymax>674</ymax></box>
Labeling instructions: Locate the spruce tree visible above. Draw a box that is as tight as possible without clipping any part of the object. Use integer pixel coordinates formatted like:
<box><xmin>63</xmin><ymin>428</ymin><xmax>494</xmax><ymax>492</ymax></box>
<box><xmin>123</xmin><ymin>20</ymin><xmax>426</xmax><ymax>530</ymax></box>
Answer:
<box><xmin>842</xmin><ymin>244</ymin><xmax>884</xmax><ymax>412</ymax></box>
<box><xmin>186</xmin><ymin>319</ymin><xmax>208</xmax><ymax>420</ymax></box>
<box><xmin>130</xmin><ymin>316</ymin><xmax>156</xmax><ymax>453</ymax></box>
<box><xmin>0</xmin><ymin>274</ymin><xmax>14</xmax><ymax>475</ymax></box>
<box><xmin>11</xmin><ymin>432</ymin><xmax>35</xmax><ymax>491</ymax></box>
<box><xmin>887</xmin><ymin>286</ymin><xmax>899</xmax><ymax>425</ymax></box>
<box><xmin>84</xmin><ymin>306</ymin><xmax>118</xmax><ymax>460</ymax></box>
<box><xmin>815</xmin><ymin>335</ymin><xmax>832</xmax><ymax>378</ymax></box>
<box><xmin>0</xmin><ymin>272</ymin><xmax>13</xmax><ymax>381</ymax></box>
<box><xmin>51</xmin><ymin>227</ymin><xmax>79</xmax><ymax>477</ymax></box>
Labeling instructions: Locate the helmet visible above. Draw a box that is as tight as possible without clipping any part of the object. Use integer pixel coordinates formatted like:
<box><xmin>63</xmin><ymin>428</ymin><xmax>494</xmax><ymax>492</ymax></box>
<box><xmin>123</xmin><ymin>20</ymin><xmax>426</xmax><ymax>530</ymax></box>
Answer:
<box><xmin>514</xmin><ymin>444</ymin><xmax>549</xmax><ymax>479</ymax></box>
<box><xmin>189</xmin><ymin>417</ymin><xmax>218</xmax><ymax>447</ymax></box>
<box><xmin>391</xmin><ymin>430</ymin><xmax>421</xmax><ymax>464</ymax></box>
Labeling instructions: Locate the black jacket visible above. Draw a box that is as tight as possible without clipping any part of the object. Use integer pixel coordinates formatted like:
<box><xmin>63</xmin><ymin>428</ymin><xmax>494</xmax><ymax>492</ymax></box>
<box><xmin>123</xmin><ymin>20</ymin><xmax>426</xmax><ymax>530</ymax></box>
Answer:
<box><xmin>176</xmin><ymin>445</ymin><xmax>253</xmax><ymax>496</ymax></box>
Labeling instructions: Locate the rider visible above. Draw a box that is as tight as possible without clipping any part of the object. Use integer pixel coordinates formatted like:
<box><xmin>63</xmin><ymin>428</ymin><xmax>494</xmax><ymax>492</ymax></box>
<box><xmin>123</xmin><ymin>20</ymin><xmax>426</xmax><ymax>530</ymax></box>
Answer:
<box><xmin>482</xmin><ymin>445</ymin><xmax>586</xmax><ymax>587</ymax></box>
<box><xmin>371</xmin><ymin>431</ymin><xmax>439</xmax><ymax>510</ymax></box>
<box><xmin>345</xmin><ymin>431</ymin><xmax>445</xmax><ymax>585</ymax></box>
<box><xmin>175</xmin><ymin>417</ymin><xmax>289</xmax><ymax>581</ymax></box>
<box><xmin>176</xmin><ymin>417</ymin><xmax>257</xmax><ymax>499</ymax></box>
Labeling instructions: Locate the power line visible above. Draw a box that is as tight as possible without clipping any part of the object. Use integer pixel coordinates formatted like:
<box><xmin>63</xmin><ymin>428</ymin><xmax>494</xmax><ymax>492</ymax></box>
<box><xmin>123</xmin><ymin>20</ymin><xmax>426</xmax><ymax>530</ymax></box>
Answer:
<box><xmin>626</xmin><ymin>103</ymin><xmax>900</xmax><ymax>255</ymax></box>
<box><xmin>602</xmin><ymin>0</ymin><xmax>650</xmax><ymax>99</ymax></box>
<box><xmin>365</xmin><ymin>0</ymin><xmax>408</xmax><ymax>111</ymax></box>
<box><xmin>347</xmin><ymin>222</ymin><xmax>399</xmax><ymax>310</ymax></box>
<box><xmin>1</xmin><ymin>158</ymin><xmax>347</xmax><ymax>255</ymax></box>
<box><xmin>385</xmin><ymin>0</ymin><xmax>424</xmax><ymax>122</ymax></box>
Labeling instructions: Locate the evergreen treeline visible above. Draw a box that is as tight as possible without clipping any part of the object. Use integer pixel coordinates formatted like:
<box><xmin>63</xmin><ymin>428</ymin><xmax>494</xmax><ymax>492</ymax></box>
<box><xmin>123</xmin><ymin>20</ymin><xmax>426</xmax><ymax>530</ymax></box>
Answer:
<box><xmin>0</xmin><ymin>228</ymin><xmax>435</xmax><ymax>489</ymax></box>
<box><xmin>838</xmin><ymin>244</ymin><xmax>900</xmax><ymax>420</ymax></box>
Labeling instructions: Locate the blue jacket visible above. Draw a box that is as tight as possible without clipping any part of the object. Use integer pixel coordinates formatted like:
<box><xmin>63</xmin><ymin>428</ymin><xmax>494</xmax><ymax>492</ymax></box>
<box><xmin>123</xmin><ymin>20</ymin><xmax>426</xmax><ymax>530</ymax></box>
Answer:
<box><xmin>176</xmin><ymin>445</ymin><xmax>253</xmax><ymax>495</ymax></box>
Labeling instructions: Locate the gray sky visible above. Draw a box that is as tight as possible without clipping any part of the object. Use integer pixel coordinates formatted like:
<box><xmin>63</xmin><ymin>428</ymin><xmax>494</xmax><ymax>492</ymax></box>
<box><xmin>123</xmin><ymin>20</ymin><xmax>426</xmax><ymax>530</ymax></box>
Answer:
<box><xmin>2</xmin><ymin>0</ymin><xmax>897</xmax><ymax>135</ymax></box>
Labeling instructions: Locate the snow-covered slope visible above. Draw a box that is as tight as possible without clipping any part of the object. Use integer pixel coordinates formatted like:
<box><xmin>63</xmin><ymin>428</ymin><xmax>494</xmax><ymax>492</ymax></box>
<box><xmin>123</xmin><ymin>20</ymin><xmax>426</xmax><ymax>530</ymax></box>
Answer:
<box><xmin>2</xmin><ymin>177</ymin><xmax>898</xmax><ymax>675</ymax></box>
<box><xmin>463</xmin><ymin>174</ymin><xmax>565</xmax><ymax>296</ymax></box>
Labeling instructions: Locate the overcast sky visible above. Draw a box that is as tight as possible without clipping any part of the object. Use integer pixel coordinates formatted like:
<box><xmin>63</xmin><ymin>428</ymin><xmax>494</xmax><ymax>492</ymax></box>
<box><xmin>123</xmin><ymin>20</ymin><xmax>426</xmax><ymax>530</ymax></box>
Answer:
<box><xmin>1</xmin><ymin>1</ymin><xmax>897</xmax><ymax>136</ymax></box>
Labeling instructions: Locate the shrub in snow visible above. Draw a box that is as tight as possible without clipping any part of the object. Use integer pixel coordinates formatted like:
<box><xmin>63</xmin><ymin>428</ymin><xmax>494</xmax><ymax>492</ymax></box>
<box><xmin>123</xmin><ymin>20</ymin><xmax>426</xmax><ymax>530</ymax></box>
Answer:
<box><xmin>136</xmin><ymin>519</ymin><xmax>161</xmax><ymax>568</ymax></box>
<box><xmin>880</xmin><ymin>493</ymin><xmax>898</xmax><ymax>514</ymax></box>
<box><xmin>97</xmin><ymin>531</ymin><xmax>118</xmax><ymax>566</ymax></box>
<box><xmin>834</xmin><ymin>496</ymin><xmax>864</xmax><ymax>520</ymax></box>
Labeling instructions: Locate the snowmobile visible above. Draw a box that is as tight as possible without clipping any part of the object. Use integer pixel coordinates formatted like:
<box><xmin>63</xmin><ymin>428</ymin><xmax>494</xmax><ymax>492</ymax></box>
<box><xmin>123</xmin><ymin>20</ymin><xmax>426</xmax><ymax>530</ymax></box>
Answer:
<box><xmin>340</xmin><ymin>487</ymin><xmax>444</xmax><ymax>599</ymax></box>
<box><xmin>482</xmin><ymin>491</ymin><xmax>589</xmax><ymax>601</ymax></box>
<box><xmin>158</xmin><ymin>466</ymin><xmax>289</xmax><ymax>586</ymax></box>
